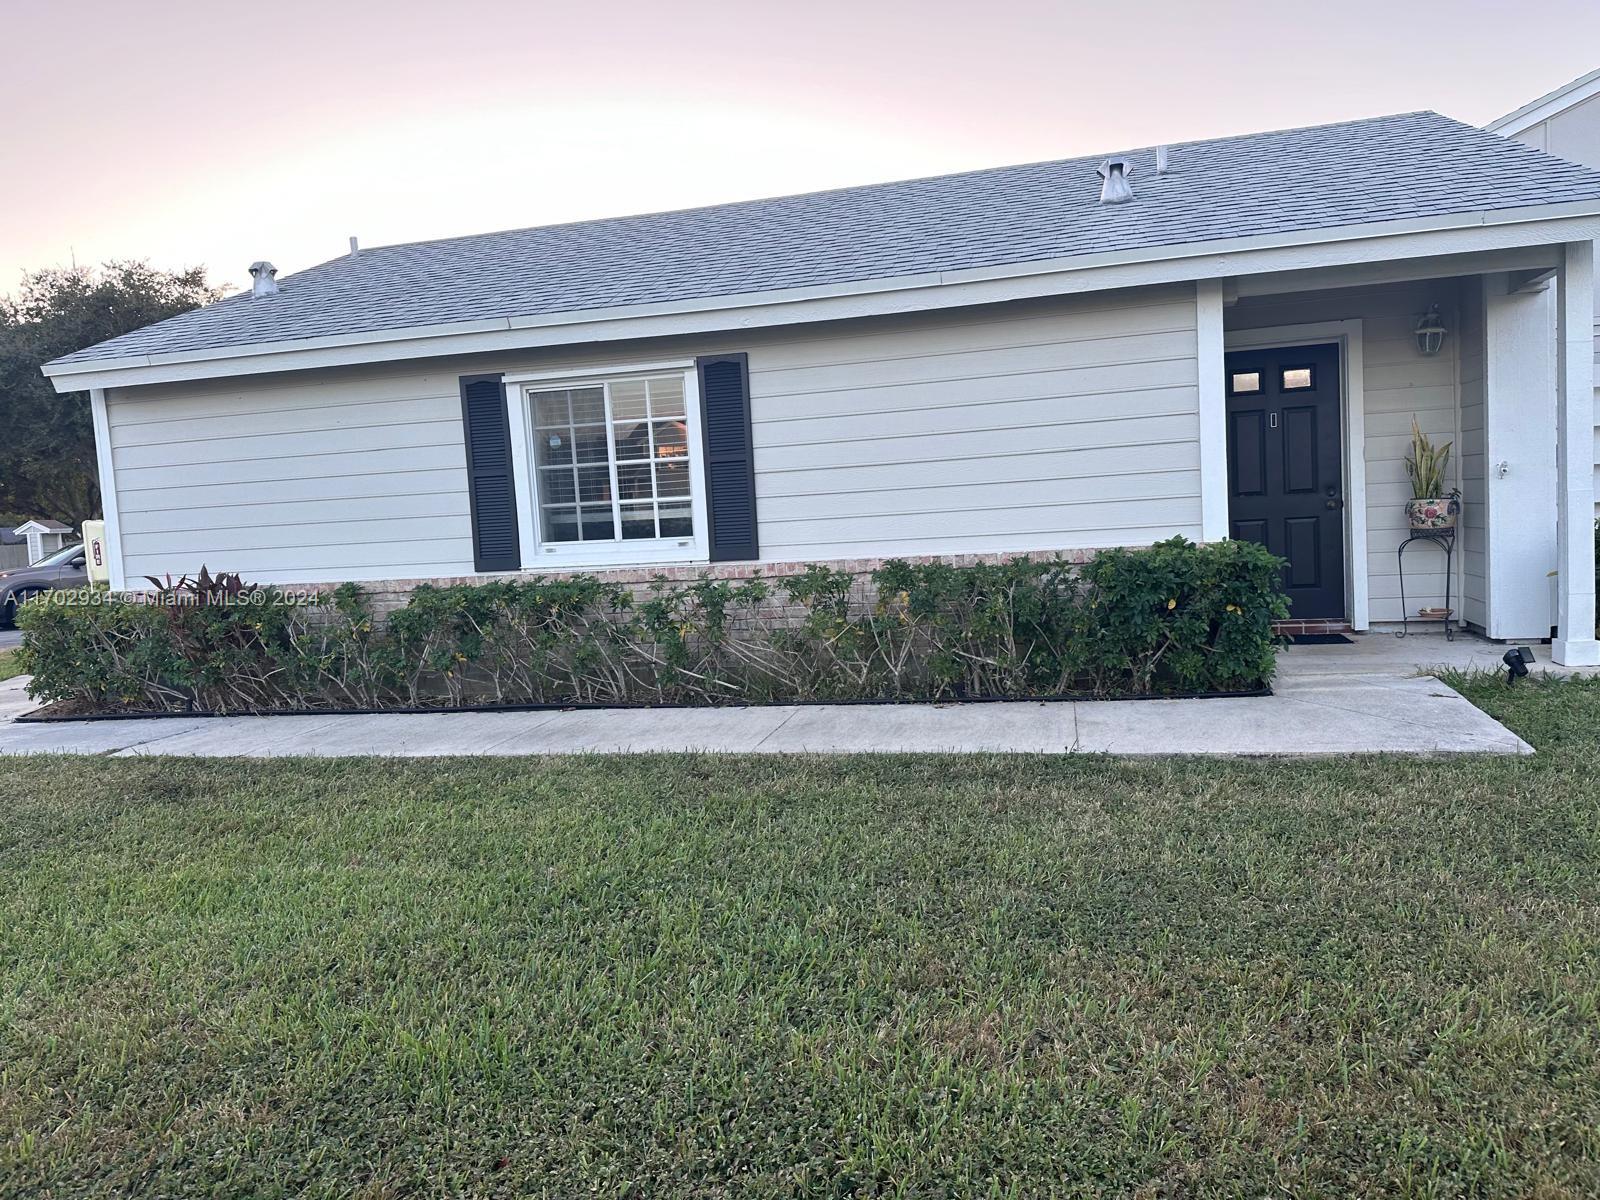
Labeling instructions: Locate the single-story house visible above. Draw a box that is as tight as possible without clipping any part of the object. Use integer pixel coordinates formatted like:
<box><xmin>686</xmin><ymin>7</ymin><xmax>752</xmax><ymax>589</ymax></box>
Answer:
<box><xmin>41</xmin><ymin>108</ymin><xmax>1600</xmax><ymax>664</ymax></box>
<box><xmin>12</xmin><ymin>520</ymin><xmax>73</xmax><ymax>566</ymax></box>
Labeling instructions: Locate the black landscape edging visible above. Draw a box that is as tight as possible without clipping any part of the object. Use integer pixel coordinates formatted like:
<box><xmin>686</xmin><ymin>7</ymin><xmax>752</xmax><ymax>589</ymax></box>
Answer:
<box><xmin>13</xmin><ymin>686</ymin><xmax>1273</xmax><ymax>724</ymax></box>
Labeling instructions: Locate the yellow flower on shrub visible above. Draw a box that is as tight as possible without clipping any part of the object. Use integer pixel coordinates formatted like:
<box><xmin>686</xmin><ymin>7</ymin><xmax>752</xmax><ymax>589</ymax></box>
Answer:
<box><xmin>1167</xmin><ymin>598</ymin><xmax>1177</xmax><ymax>610</ymax></box>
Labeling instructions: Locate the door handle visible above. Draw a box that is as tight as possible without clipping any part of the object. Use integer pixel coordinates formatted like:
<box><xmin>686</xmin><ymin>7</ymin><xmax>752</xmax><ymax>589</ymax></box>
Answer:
<box><xmin>1325</xmin><ymin>498</ymin><xmax>1344</xmax><ymax>510</ymax></box>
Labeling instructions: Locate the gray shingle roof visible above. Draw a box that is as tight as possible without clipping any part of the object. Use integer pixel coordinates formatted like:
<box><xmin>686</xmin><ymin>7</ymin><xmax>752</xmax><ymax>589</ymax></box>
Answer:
<box><xmin>52</xmin><ymin>111</ymin><xmax>1600</xmax><ymax>368</ymax></box>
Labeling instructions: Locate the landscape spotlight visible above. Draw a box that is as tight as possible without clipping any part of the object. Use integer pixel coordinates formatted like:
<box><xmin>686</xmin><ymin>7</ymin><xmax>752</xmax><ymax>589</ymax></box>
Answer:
<box><xmin>1503</xmin><ymin>646</ymin><xmax>1534</xmax><ymax>686</ymax></box>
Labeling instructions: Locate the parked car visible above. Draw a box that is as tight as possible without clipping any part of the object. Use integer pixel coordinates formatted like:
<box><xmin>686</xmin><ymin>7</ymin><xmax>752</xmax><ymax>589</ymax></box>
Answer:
<box><xmin>0</xmin><ymin>543</ymin><xmax>87</xmax><ymax>627</ymax></box>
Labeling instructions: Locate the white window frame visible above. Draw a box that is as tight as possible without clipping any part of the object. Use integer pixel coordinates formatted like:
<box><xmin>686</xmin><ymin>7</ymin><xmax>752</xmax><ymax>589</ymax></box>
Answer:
<box><xmin>503</xmin><ymin>360</ymin><xmax>709</xmax><ymax>569</ymax></box>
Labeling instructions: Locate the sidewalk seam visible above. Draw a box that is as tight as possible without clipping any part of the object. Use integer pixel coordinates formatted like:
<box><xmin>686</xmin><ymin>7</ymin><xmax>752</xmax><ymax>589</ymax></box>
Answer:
<box><xmin>750</xmin><ymin>708</ymin><xmax>802</xmax><ymax>752</ymax></box>
<box><xmin>472</xmin><ymin>711</ymin><xmax>578</xmax><ymax>754</ymax></box>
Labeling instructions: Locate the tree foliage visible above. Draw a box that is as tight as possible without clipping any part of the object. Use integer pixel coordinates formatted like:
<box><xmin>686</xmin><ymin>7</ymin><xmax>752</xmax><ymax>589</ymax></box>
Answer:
<box><xmin>0</xmin><ymin>262</ymin><xmax>222</xmax><ymax>528</ymax></box>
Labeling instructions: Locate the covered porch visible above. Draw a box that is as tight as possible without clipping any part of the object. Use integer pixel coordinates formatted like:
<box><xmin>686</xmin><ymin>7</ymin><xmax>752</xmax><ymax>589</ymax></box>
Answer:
<box><xmin>1195</xmin><ymin>241</ymin><xmax>1598</xmax><ymax>665</ymax></box>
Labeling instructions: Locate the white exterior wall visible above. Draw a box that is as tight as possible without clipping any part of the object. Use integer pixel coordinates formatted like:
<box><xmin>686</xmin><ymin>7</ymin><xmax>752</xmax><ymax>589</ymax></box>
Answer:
<box><xmin>1497</xmin><ymin>101</ymin><xmax>1600</xmax><ymax>505</ymax></box>
<box><xmin>107</xmin><ymin>367</ymin><xmax>481</xmax><ymax>584</ymax></box>
<box><xmin>1228</xmin><ymin>280</ymin><xmax>1462</xmax><ymax>625</ymax></box>
<box><xmin>102</xmin><ymin>286</ymin><xmax>1202</xmax><ymax>585</ymax></box>
<box><xmin>747</xmin><ymin>287</ymin><xmax>1200</xmax><ymax>560</ymax></box>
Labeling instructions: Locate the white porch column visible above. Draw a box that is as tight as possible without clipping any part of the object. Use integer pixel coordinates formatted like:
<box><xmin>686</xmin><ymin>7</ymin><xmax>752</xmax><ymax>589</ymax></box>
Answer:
<box><xmin>1553</xmin><ymin>241</ymin><xmax>1599</xmax><ymax>665</ymax></box>
<box><xmin>88</xmin><ymin>387</ymin><xmax>127</xmax><ymax>591</ymax></box>
<box><xmin>1195</xmin><ymin>280</ymin><xmax>1229</xmax><ymax>543</ymax></box>
<box><xmin>1477</xmin><ymin>275</ymin><xmax>1557</xmax><ymax>639</ymax></box>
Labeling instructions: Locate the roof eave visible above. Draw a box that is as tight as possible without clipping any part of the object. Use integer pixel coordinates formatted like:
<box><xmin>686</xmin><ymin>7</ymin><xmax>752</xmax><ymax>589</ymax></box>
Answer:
<box><xmin>45</xmin><ymin>198</ymin><xmax>1600</xmax><ymax>393</ymax></box>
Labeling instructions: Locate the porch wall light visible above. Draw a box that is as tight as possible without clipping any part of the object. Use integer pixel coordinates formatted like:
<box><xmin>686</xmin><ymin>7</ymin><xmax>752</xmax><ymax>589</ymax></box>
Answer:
<box><xmin>1414</xmin><ymin>305</ymin><xmax>1448</xmax><ymax>357</ymax></box>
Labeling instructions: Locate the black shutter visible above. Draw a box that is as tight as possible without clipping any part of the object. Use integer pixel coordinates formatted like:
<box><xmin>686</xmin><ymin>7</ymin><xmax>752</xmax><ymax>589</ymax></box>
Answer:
<box><xmin>458</xmin><ymin>373</ymin><xmax>522</xmax><ymax>573</ymax></box>
<box><xmin>696</xmin><ymin>353</ymin><xmax>759</xmax><ymax>562</ymax></box>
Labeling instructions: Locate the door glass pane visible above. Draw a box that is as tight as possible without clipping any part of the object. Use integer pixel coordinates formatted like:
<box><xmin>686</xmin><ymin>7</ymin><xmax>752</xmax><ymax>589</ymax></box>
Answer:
<box><xmin>1229</xmin><ymin>371</ymin><xmax>1261</xmax><ymax>395</ymax></box>
<box><xmin>1281</xmin><ymin>367</ymin><xmax>1313</xmax><ymax>391</ymax></box>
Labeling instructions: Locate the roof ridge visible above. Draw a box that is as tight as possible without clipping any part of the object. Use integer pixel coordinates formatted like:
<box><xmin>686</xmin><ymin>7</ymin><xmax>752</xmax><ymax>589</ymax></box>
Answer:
<box><xmin>324</xmin><ymin>110</ymin><xmax>1445</xmax><ymax>271</ymax></box>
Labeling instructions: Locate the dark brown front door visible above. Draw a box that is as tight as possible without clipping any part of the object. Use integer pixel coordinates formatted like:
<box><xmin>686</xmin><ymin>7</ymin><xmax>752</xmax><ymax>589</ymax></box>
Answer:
<box><xmin>1225</xmin><ymin>344</ymin><xmax>1345</xmax><ymax>620</ymax></box>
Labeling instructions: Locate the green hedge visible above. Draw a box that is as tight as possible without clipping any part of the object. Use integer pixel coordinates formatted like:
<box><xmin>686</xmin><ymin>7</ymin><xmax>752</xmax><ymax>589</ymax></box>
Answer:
<box><xmin>17</xmin><ymin>537</ymin><xmax>1289</xmax><ymax>713</ymax></box>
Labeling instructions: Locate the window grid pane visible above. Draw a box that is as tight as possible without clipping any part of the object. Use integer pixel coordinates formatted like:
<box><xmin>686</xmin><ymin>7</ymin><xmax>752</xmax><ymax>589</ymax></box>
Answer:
<box><xmin>532</xmin><ymin>375</ymin><xmax>695</xmax><ymax>546</ymax></box>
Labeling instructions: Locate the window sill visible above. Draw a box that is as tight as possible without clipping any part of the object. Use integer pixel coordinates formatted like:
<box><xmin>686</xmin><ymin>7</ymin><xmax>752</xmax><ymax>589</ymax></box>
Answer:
<box><xmin>525</xmin><ymin>539</ymin><xmax>706</xmax><ymax>573</ymax></box>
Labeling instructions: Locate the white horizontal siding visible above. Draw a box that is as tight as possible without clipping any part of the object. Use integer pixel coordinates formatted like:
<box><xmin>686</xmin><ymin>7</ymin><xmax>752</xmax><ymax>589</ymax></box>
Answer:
<box><xmin>105</xmin><ymin>370</ymin><xmax>474</xmax><ymax>584</ymax></box>
<box><xmin>758</xmin><ymin>441</ymin><xmax>1199</xmax><ymax>498</ymax></box>
<box><xmin>119</xmin><ymin>468</ymin><xmax>466</xmax><ymax>514</ymax></box>
<box><xmin>103</xmin><ymin>285</ymin><xmax>1204</xmax><ymax>584</ymax></box>
<box><xmin>747</xmin><ymin>286</ymin><xmax>1202</xmax><ymax>561</ymax></box>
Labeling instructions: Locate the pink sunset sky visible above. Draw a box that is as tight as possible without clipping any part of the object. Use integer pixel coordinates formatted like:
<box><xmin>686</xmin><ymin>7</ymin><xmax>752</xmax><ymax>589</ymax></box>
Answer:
<box><xmin>5</xmin><ymin>0</ymin><xmax>1600</xmax><ymax>294</ymax></box>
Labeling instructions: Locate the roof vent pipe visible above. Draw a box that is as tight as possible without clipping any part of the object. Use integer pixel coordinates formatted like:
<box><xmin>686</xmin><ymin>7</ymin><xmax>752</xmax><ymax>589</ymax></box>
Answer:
<box><xmin>349</xmin><ymin>236</ymin><xmax>360</xmax><ymax>256</ymax></box>
<box><xmin>248</xmin><ymin>261</ymin><xmax>279</xmax><ymax>298</ymax></box>
<box><xmin>1098</xmin><ymin>158</ymin><xmax>1134</xmax><ymax>205</ymax></box>
<box><xmin>1155</xmin><ymin>145</ymin><xmax>1170</xmax><ymax>175</ymax></box>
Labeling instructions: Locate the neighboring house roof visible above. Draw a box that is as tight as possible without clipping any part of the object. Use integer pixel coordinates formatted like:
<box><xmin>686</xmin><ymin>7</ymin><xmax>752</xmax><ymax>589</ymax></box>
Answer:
<box><xmin>1486</xmin><ymin>67</ymin><xmax>1600</xmax><ymax>136</ymax></box>
<box><xmin>47</xmin><ymin>110</ymin><xmax>1600</xmax><ymax>375</ymax></box>
<box><xmin>12</xmin><ymin>520</ymin><xmax>72</xmax><ymax>535</ymax></box>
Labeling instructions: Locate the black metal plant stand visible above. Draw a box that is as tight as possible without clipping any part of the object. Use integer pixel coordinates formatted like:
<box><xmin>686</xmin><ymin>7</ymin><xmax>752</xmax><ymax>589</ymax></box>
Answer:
<box><xmin>1395</xmin><ymin>526</ymin><xmax>1456</xmax><ymax>641</ymax></box>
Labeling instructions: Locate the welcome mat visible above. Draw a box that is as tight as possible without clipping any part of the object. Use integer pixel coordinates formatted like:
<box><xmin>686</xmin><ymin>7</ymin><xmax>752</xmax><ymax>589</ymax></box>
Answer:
<box><xmin>1289</xmin><ymin>633</ymin><xmax>1355</xmax><ymax>645</ymax></box>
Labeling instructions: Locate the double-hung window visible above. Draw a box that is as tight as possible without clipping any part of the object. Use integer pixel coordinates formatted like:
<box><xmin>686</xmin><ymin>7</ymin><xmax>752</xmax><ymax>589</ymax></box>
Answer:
<box><xmin>508</xmin><ymin>365</ymin><xmax>708</xmax><ymax>567</ymax></box>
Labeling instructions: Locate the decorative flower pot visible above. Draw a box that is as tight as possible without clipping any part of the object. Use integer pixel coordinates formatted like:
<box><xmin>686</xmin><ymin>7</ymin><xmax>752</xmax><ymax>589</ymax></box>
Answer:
<box><xmin>1406</xmin><ymin>497</ymin><xmax>1458</xmax><ymax>531</ymax></box>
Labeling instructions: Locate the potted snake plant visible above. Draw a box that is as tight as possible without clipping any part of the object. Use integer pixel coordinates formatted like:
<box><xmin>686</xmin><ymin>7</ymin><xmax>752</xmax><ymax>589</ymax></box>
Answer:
<box><xmin>1405</xmin><ymin>418</ymin><xmax>1458</xmax><ymax>532</ymax></box>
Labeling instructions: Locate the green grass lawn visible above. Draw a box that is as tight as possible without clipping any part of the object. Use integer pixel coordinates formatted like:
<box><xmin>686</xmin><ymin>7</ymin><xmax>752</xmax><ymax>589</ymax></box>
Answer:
<box><xmin>3</xmin><ymin>675</ymin><xmax>1600</xmax><ymax>1198</ymax></box>
<box><xmin>0</xmin><ymin>649</ymin><xmax>21</xmax><ymax>682</ymax></box>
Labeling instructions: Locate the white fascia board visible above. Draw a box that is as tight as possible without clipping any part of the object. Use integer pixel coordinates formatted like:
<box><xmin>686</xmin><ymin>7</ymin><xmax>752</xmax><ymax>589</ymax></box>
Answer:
<box><xmin>1486</xmin><ymin>68</ymin><xmax>1600</xmax><ymax>136</ymax></box>
<box><xmin>44</xmin><ymin>200</ymin><xmax>1600</xmax><ymax>394</ymax></box>
<box><xmin>1234</xmin><ymin>244</ymin><xmax>1560</xmax><ymax>298</ymax></box>
<box><xmin>502</xmin><ymin>358</ymin><xmax>695</xmax><ymax>384</ymax></box>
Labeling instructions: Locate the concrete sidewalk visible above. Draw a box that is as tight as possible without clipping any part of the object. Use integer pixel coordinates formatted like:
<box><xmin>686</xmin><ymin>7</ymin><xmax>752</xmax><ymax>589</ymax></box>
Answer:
<box><xmin>0</xmin><ymin>632</ymin><xmax>1537</xmax><ymax>757</ymax></box>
